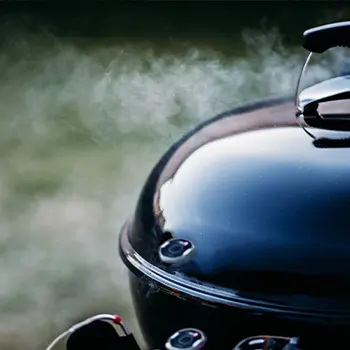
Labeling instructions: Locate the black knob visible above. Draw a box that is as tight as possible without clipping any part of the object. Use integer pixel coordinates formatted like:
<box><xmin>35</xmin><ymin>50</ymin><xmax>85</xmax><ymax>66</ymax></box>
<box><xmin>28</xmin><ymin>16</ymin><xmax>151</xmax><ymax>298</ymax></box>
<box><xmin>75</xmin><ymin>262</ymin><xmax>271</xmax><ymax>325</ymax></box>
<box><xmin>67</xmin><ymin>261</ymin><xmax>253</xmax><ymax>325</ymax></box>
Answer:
<box><xmin>159</xmin><ymin>238</ymin><xmax>195</xmax><ymax>265</ymax></box>
<box><xmin>165</xmin><ymin>329</ymin><xmax>207</xmax><ymax>350</ymax></box>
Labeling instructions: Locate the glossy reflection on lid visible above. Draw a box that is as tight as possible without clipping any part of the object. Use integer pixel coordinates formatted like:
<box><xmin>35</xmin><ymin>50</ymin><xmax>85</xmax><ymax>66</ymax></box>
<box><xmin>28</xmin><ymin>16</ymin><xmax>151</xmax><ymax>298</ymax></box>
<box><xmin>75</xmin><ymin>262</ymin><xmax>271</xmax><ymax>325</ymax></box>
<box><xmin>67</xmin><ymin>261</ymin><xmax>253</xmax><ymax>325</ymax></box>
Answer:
<box><xmin>128</xmin><ymin>99</ymin><xmax>350</xmax><ymax>313</ymax></box>
<box><xmin>156</xmin><ymin>126</ymin><xmax>350</xmax><ymax>308</ymax></box>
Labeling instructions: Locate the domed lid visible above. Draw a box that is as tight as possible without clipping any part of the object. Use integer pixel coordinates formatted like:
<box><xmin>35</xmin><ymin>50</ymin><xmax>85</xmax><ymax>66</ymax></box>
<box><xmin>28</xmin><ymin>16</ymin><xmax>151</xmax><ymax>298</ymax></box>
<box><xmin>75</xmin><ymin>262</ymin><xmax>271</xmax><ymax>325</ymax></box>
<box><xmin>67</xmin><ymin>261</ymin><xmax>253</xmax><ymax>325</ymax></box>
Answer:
<box><xmin>155</xmin><ymin>124</ymin><xmax>350</xmax><ymax>309</ymax></box>
<box><xmin>122</xmin><ymin>22</ymin><xmax>350</xmax><ymax>316</ymax></box>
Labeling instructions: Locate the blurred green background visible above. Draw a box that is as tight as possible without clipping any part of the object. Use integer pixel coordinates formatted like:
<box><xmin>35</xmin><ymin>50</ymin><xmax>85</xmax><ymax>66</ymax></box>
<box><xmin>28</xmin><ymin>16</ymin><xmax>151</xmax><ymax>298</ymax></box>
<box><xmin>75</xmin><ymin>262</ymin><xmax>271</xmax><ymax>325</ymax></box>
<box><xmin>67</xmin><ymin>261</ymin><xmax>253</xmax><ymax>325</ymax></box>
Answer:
<box><xmin>0</xmin><ymin>2</ymin><xmax>349</xmax><ymax>349</ymax></box>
